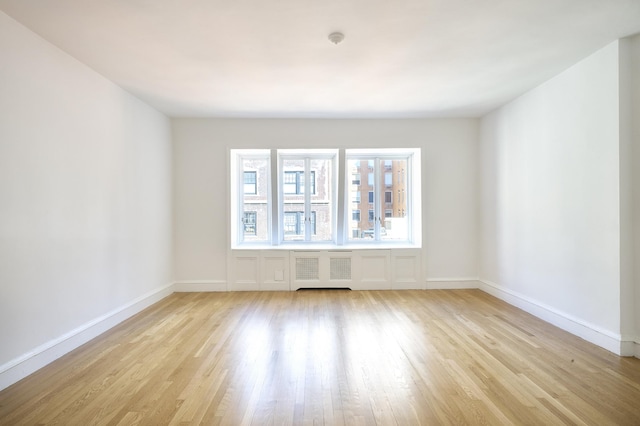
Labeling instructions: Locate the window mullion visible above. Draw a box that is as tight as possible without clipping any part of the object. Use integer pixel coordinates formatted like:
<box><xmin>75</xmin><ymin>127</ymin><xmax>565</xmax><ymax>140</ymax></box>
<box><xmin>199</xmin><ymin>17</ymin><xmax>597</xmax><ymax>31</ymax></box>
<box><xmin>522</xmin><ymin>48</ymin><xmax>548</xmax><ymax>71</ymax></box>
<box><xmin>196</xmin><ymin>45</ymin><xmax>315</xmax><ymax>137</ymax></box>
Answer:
<box><xmin>238</xmin><ymin>156</ymin><xmax>245</xmax><ymax>244</ymax></box>
<box><xmin>271</xmin><ymin>149</ymin><xmax>280</xmax><ymax>244</ymax></box>
<box><xmin>336</xmin><ymin>149</ymin><xmax>345</xmax><ymax>245</ymax></box>
<box><xmin>304</xmin><ymin>157</ymin><xmax>311</xmax><ymax>242</ymax></box>
<box><xmin>374</xmin><ymin>158</ymin><xmax>381</xmax><ymax>241</ymax></box>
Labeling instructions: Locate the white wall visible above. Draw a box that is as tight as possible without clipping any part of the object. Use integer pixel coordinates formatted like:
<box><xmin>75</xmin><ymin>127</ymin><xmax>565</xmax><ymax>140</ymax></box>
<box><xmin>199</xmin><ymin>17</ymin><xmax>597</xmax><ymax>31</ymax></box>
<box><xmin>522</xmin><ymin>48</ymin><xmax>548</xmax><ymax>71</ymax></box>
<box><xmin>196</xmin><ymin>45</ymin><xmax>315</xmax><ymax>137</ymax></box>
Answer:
<box><xmin>618</xmin><ymin>36</ymin><xmax>635</xmax><ymax>357</ymax></box>
<box><xmin>479</xmin><ymin>41</ymin><xmax>627</xmax><ymax>353</ymax></box>
<box><xmin>630</xmin><ymin>34</ymin><xmax>640</xmax><ymax>358</ymax></box>
<box><xmin>0</xmin><ymin>12</ymin><xmax>173</xmax><ymax>389</ymax></box>
<box><xmin>172</xmin><ymin>118</ymin><xmax>479</xmax><ymax>286</ymax></box>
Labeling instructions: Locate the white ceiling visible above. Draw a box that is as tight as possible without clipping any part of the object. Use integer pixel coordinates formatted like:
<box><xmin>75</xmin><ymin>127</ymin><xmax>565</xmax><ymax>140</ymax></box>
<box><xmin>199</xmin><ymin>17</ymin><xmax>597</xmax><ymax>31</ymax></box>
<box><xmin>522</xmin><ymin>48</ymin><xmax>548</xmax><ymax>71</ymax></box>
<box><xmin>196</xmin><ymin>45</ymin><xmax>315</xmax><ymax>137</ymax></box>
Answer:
<box><xmin>1</xmin><ymin>0</ymin><xmax>639</xmax><ymax>118</ymax></box>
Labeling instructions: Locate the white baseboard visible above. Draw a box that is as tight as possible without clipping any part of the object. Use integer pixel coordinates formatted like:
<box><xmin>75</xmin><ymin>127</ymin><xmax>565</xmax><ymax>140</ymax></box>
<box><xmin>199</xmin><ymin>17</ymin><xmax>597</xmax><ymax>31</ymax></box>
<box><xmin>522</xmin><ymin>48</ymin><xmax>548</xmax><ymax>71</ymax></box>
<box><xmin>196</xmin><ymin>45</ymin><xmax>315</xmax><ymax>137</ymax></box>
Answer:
<box><xmin>479</xmin><ymin>279</ymin><xmax>624</xmax><ymax>355</ymax></box>
<box><xmin>0</xmin><ymin>283</ymin><xmax>174</xmax><ymax>392</ymax></box>
<box><xmin>619</xmin><ymin>339</ymin><xmax>636</xmax><ymax>358</ymax></box>
<box><xmin>620</xmin><ymin>337</ymin><xmax>640</xmax><ymax>359</ymax></box>
<box><xmin>426</xmin><ymin>278</ymin><xmax>480</xmax><ymax>290</ymax></box>
<box><xmin>260</xmin><ymin>282</ymin><xmax>290</xmax><ymax>291</ymax></box>
<box><xmin>392</xmin><ymin>281</ymin><xmax>425</xmax><ymax>290</ymax></box>
<box><xmin>173</xmin><ymin>280</ymin><xmax>227</xmax><ymax>292</ymax></box>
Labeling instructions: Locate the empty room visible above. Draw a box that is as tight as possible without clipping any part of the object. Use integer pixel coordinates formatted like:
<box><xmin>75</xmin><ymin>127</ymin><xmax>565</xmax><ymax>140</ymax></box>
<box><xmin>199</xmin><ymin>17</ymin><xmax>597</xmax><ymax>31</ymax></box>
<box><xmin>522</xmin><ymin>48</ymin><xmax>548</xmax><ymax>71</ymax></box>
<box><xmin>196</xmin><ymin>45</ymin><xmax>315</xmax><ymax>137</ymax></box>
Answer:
<box><xmin>1</xmin><ymin>0</ymin><xmax>640</xmax><ymax>424</ymax></box>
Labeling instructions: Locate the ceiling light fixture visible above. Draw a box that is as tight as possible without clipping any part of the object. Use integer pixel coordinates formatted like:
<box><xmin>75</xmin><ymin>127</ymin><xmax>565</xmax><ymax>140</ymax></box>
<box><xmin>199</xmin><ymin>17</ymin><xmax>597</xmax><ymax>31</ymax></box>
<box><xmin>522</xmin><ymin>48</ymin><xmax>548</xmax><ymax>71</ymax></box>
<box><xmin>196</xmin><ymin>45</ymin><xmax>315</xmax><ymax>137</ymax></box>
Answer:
<box><xmin>328</xmin><ymin>32</ymin><xmax>345</xmax><ymax>45</ymax></box>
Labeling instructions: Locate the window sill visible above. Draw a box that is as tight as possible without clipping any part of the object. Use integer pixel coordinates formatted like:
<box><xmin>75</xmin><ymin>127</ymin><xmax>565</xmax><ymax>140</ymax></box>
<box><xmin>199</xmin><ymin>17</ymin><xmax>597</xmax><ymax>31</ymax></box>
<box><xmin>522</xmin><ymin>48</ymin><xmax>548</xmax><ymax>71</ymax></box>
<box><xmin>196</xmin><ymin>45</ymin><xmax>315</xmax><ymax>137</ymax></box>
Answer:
<box><xmin>231</xmin><ymin>242</ymin><xmax>421</xmax><ymax>251</ymax></box>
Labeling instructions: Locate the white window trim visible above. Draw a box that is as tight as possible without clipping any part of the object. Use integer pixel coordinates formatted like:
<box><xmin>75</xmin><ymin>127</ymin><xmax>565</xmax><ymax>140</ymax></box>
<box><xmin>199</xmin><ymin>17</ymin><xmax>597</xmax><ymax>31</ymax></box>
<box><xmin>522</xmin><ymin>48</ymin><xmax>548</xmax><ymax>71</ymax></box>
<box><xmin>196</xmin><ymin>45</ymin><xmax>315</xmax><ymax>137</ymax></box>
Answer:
<box><xmin>277</xmin><ymin>149</ymin><xmax>338</xmax><ymax>245</ymax></box>
<box><xmin>343</xmin><ymin>148</ymin><xmax>420</xmax><ymax>246</ymax></box>
<box><xmin>230</xmin><ymin>148</ymin><xmax>420</xmax><ymax>249</ymax></box>
<box><xmin>230</xmin><ymin>149</ymin><xmax>272</xmax><ymax>247</ymax></box>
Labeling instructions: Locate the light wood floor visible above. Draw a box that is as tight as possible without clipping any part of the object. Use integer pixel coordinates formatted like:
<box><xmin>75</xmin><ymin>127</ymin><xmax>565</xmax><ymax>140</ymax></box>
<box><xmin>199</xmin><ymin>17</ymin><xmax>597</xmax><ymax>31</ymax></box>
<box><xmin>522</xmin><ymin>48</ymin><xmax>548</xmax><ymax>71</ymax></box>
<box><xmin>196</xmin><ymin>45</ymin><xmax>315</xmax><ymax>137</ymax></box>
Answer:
<box><xmin>1</xmin><ymin>290</ymin><xmax>640</xmax><ymax>425</ymax></box>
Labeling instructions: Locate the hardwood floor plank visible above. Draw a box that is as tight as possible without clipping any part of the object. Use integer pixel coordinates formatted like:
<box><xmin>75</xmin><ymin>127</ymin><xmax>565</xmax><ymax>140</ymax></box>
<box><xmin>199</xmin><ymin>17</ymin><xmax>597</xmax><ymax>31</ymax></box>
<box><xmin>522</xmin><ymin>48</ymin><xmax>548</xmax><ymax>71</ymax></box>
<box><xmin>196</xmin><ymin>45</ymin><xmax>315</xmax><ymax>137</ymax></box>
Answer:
<box><xmin>1</xmin><ymin>290</ymin><xmax>640</xmax><ymax>425</ymax></box>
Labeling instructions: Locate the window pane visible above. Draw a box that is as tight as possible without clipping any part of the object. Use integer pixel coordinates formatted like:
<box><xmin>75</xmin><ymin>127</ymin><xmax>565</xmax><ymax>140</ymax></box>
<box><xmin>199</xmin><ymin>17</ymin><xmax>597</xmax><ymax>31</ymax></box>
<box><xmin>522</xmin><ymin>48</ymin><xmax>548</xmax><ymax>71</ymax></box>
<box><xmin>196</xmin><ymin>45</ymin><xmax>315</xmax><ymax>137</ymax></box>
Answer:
<box><xmin>309</xmin><ymin>159</ymin><xmax>331</xmax><ymax>242</ymax></box>
<box><xmin>243</xmin><ymin>211</ymin><xmax>257</xmax><ymax>235</ymax></box>
<box><xmin>379</xmin><ymin>158</ymin><xmax>409</xmax><ymax>241</ymax></box>
<box><xmin>298</xmin><ymin>170</ymin><xmax>316</xmax><ymax>194</ymax></box>
<box><xmin>241</xmin><ymin>157</ymin><xmax>269</xmax><ymax>242</ymax></box>
<box><xmin>310</xmin><ymin>211</ymin><xmax>317</xmax><ymax>235</ymax></box>
<box><xmin>283</xmin><ymin>171</ymin><xmax>298</xmax><ymax>194</ymax></box>
<box><xmin>347</xmin><ymin>155</ymin><xmax>412</xmax><ymax>242</ymax></box>
<box><xmin>243</xmin><ymin>171</ymin><xmax>257</xmax><ymax>194</ymax></box>
<box><xmin>282</xmin><ymin>159</ymin><xmax>305</xmax><ymax>241</ymax></box>
<box><xmin>347</xmin><ymin>158</ymin><xmax>375</xmax><ymax>241</ymax></box>
<box><xmin>284</xmin><ymin>212</ymin><xmax>301</xmax><ymax>235</ymax></box>
<box><xmin>282</xmin><ymin>157</ymin><xmax>333</xmax><ymax>242</ymax></box>
<box><xmin>384</xmin><ymin>172</ymin><xmax>392</xmax><ymax>186</ymax></box>
<box><xmin>309</xmin><ymin>171</ymin><xmax>316</xmax><ymax>194</ymax></box>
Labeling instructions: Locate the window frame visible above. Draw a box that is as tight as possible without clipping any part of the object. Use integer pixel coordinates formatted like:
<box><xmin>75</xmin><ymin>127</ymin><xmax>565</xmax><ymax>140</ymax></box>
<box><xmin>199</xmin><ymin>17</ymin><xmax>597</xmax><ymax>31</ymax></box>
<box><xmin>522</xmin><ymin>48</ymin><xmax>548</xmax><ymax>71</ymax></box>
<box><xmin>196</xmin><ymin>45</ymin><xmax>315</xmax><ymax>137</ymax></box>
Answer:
<box><xmin>278</xmin><ymin>149</ymin><xmax>337</xmax><ymax>244</ymax></box>
<box><xmin>231</xmin><ymin>150</ymin><xmax>272</xmax><ymax>246</ymax></box>
<box><xmin>344</xmin><ymin>148</ymin><xmax>419</xmax><ymax>244</ymax></box>
<box><xmin>230</xmin><ymin>148</ymin><xmax>420</xmax><ymax>248</ymax></box>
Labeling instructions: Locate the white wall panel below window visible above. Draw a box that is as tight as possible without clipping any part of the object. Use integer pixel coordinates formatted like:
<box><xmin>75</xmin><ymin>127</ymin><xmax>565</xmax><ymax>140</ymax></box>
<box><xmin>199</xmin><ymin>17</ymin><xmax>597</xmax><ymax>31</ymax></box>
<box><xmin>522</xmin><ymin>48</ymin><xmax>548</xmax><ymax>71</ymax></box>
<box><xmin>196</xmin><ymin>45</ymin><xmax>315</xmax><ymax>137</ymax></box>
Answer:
<box><xmin>392</xmin><ymin>249</ymin><xmax>424</xmax><ymax>290</ymax></box>
<box><xmin>228</xmin><ymin>249</ymin><xmax>421</xmax><ymax>290</ymax></box>
<box><xmin>229</xmin><ymin>251</ymin><xmax>290</xmax><ymax>291</ymax></box>
<box><xmin>354</xmin><ymin>250</ymin><xmax>391</xmax><ymax>290</ymax></box>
